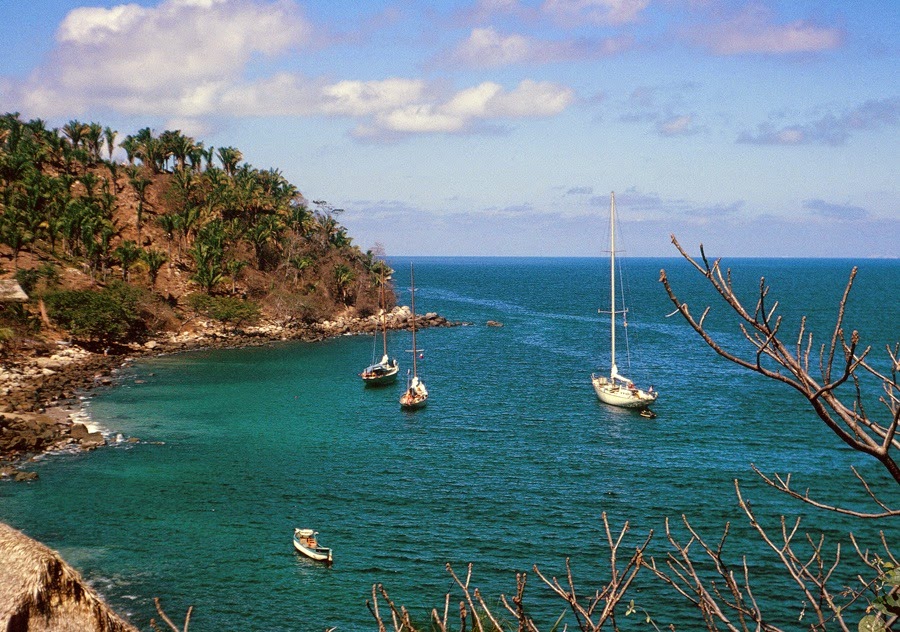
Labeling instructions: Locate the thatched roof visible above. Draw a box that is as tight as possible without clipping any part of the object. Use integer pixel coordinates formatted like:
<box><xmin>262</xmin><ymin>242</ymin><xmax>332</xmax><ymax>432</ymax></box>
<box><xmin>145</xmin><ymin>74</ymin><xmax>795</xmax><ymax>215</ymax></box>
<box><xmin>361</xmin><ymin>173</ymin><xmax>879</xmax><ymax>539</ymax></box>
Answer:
<box><xmin>0</xmin><ymin>279</ymin><xmax>28</xmax><ymax>303</ymax></box>
<box><xmin>0</xmin><ymin>521</ymin><xmax>139</xmax><ymax>631</ymax></box>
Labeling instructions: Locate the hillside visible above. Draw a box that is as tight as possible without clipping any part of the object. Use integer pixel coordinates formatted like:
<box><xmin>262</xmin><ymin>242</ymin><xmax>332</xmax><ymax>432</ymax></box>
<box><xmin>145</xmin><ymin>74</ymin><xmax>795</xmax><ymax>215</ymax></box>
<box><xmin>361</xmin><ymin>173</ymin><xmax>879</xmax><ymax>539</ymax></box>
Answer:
<box><xmin>0</xmin><ymin>113</ymin><xmax>393</xmax><ymax>352</ymax></box>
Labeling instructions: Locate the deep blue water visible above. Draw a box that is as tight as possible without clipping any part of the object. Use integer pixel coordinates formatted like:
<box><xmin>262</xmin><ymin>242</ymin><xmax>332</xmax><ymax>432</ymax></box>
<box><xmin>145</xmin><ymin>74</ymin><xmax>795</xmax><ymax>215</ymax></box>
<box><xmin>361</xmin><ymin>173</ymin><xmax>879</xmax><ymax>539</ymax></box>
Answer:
<box><xmin>1</xmin><ymin>257</ymin><xmax>897</xmax><ymax>630</ymax></box>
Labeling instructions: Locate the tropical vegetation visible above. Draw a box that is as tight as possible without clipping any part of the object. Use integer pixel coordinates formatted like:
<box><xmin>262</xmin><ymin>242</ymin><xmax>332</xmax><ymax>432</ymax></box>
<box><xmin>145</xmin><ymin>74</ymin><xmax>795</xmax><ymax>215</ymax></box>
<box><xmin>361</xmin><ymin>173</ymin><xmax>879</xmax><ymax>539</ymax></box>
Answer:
<box><xmin>0</xmin><ymin>112</ymin><xmax>390</xmax><ymax>347</ymax></box>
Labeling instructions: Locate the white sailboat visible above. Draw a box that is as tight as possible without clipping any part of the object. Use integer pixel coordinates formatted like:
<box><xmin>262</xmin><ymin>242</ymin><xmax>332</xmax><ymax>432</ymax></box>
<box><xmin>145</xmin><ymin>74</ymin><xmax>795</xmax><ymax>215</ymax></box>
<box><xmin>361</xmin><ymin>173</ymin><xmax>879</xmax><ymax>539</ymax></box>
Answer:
<box><xmin>400</xmin><ymin>263</ymin><xmax>428</xmax><ymax>410</ymax></box>
<box><xmin>360</xmin><ymin>270</ymin><xmax>399</xmax><ymax>386</ymax></box>
<box><xmin>591</xmin><ymin>192</ymin><xmax>658</xmax><ymax>412</ymax></box>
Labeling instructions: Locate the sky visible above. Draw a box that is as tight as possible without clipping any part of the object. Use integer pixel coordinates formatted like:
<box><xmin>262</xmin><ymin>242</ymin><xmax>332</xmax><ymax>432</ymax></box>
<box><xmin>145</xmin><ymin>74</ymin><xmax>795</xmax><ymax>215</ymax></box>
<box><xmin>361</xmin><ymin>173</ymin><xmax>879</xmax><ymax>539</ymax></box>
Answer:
<box><xmin>0</xmin><ymin>0</ymin><xmax>897</xmax><ymax>257</ymax></box>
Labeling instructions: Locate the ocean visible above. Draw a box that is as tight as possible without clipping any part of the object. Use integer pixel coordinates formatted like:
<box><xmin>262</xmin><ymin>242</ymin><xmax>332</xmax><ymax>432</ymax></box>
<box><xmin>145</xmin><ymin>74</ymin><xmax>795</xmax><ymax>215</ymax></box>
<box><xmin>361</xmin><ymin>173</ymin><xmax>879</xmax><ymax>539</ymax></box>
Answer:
<box><xmin>1</xmin><ymin>256</ymin><xmax>897</xmax><ymax>630</ymax></box>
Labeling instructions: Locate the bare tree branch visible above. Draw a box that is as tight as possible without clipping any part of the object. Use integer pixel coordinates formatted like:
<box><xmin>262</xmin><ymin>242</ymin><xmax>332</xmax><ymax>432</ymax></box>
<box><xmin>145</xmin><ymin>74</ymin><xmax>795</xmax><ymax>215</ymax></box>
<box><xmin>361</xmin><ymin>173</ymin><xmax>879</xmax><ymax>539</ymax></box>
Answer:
<box><xmin>752</xmin><ymin>465</ymin><xmax>900</xmax><ymax>518</ymax></box>
<box><xmin>661</xmin><ymin>237</ymin><xmax>900</xmax><ymax>488</ymax></box>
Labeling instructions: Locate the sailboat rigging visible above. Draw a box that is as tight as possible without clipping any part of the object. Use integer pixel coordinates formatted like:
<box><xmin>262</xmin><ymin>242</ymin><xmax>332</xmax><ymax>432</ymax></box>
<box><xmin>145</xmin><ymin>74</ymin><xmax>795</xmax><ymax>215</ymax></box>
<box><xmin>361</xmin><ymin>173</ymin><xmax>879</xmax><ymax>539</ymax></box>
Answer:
<box><xmin>360</xmin><ymin>269</ymin><xmax>399</xmax><ymax>386</ymax></box>
<box><xmin>591</xmin><ymin>192</ymin><xmax>658</xmax><ymax>413</ymax></box>
<box><xmin>400</xmin><ymin>263</ymin><xmax>428</xmax><ymax>410</ymax></box>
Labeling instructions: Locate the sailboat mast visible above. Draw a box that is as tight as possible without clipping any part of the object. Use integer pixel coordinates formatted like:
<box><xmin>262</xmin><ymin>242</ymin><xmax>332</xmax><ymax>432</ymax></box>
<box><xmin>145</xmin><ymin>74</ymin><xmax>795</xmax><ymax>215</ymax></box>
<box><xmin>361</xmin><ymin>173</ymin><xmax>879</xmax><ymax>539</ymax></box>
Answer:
<box><xmin>609</xmin><ymin>192</ymin><xmax>617</xmax><ymax>377</ymax></box>
<box><xmin>410</xmin><ymin>263</ymin><xmax>418</xmax><ymax>378</ymax></box>
<box><xmin>380</xmin><ymin>270</ymin><xmax>388</xmax><ymax>357</ymax></box>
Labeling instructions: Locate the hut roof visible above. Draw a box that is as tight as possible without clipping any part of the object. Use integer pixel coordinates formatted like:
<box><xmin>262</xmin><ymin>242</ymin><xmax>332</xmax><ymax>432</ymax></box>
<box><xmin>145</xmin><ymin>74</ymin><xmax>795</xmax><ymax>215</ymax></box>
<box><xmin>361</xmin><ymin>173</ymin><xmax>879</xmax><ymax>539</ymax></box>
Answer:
<box><xmin>0</xmin><ymin>521</ymin><xmax>139</xmax><ymax>631</ymax></box>
<box><xmin>0</xmin><ymin>280</ymin><xmax>28</xmax><ymax>303</ymax></box>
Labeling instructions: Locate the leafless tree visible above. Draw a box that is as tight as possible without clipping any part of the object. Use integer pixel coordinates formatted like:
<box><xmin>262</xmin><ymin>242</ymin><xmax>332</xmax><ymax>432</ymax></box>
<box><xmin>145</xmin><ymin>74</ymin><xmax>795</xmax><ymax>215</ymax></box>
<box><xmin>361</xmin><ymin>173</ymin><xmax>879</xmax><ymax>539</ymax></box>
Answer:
<box><xmin>652</xmin><ymin>237</ymin><xmax>899</xmax><ymax>630</ymax></box>
<box><xmin>150</xmin><ymin>598</ymin><xmax>193</xmax><ymax>632</ymax></box>
<box><xmin>368</xmin><ymin>513</ymin><xmax>653</xmax><ymax>632</ymax></box>
<box><xmin>659</xmin><ymin>237</ymin><xmax>899</xmax><ymax>495</ymax></box>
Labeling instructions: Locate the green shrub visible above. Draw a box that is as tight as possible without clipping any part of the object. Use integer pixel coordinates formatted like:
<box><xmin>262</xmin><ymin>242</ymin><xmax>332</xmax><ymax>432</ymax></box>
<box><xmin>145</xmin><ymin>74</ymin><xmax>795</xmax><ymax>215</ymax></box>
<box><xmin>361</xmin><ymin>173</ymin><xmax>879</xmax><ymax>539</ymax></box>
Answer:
<box><xmin>0</xmin><ymin>302</ymin><xmax>42</xmax><ymax>334</ymax></box>
<box><xmin>45</xmin><ymin>282</ymin><xmax>149</xmax><ymax>343</ymax></box>
<box><xmin>187</xmin><ymin>294</ymin><xmax>260</xmax><ymax>330</ymax></box>
<box><xmin>14</xmin><ymin>268</ymin><xmax>42</xmax><ymax>295</ymax></box>
<box><xmin>14</xmin><ymin>263</ymin><xmax>60</xmax><ymax>296</ymax></box>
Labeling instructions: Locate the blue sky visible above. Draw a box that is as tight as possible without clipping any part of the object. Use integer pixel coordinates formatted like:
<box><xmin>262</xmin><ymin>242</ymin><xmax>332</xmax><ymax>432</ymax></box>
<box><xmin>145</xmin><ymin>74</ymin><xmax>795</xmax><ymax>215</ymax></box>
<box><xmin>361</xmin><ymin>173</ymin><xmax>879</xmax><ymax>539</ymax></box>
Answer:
<box><xmin>1</xmin><ymin>0</ymin><xmax>897</xmax><ymax>257</ymax></box>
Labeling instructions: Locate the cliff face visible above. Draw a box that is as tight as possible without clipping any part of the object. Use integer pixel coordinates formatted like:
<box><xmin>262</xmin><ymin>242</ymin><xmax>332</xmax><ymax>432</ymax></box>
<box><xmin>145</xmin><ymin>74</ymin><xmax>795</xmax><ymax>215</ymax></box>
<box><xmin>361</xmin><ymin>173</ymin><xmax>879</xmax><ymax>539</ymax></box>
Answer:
<box><xmin>0</xmin><ymin>521</ymin><xmax>138</xmax><ymax>632</ymax></box>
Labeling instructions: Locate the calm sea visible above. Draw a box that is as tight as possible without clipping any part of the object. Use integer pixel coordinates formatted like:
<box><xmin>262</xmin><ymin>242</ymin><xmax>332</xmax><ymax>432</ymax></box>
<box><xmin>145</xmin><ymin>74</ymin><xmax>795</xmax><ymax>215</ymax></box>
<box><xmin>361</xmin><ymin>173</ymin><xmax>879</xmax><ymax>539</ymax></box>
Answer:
<box><xmin>1</xmin><ymin>257</ymin><xmax>898</xmax><ymax>630</ymax></box>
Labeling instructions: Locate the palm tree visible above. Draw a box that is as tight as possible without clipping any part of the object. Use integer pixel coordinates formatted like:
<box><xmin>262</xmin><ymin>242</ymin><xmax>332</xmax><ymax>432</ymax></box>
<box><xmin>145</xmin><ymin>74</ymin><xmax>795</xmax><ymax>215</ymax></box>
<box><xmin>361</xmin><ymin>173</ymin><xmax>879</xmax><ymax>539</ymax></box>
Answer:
<box><xmin>132</xmin><ymin>127</ymin><xmax>163</xmax><ymax>173</ymax></box>
<box><xmin>43</xmin><ymin>176</ymin><xmax>71</xmax><ymax>255</ymax></box>
<box><xmin>80</xmin><ymin>214</ymin><xmax>115</xmax><ymax>279</ymax></box>
<box><xmin>203</xmin><ymin>145</ymin><xmax>215</xmax><ymax>171</ymax></box>
<box><xmin>245</xmin><ymin>214</ymin><xmax>282</xmax><ymax>270</ymax></box>
<box><xmin>286</xmin><ymin>202</ymin><xmax>313</xmax><ymax>236</ymax></box>
<box><xmin>157</xmin><ymin>130</ymin><xmax>181</xmax><ymax>172</ymax></box>
<box><xmin>191</xmin><ymin>220</ymin><xmax>227</xmax><ymax>292</ymax></box>
<box><xmin>216</xmin><ymin>146</ymin><xmax>242</xmax><ymax>177</ymax></box>
<box><xmin>78</xmin><ymin>172</ymin><xmax>98</xmax><ymax>199</ymax></box>
<box><xmin>316</xmin><ymin>212</ymin><xmax>351</xmax><ymax>249</ymax></box>
<box><xmin>141</xmin><ymin>248</ymin><xmax>167</xmax><ymax>285</ymax></box>
<box><xmin>103</xmin><ymin>127</ymin><xmax>117</xmax><ymax>161</ymax></box>
<box><xmin>104</xmin><ymin>160</ymin><xmax>119</xmax><ymax>195</ymax></box>
<box><xmin>61</xmin><ymin>120</ymin><xmax>87</xmax><ymax>150</ymax></box>
<box><xmin>84</xmin><ymin>122</ymin><xmax>103</xmax><ymax>164</ymax></box>
<box><xmin>166</xmin><ymin>131</ymin><xmax>194</xmax><ymax>172</ymax></box>
<box><xmin>129</xmin><ymin>174</ymin><xmax>151</xmax><ymax>242</ymax></box>
<box><xmin>113</xmin><ymin>240</ymin><xmax>141</xmax><ymax>281</ymax></box>
<box><xmin>187</xmin><ymin>142</ymin><xmax>205</xmax><ymax>173</ymax></box>
<box><xmin>224</xmin><ymin>258</ymin><xmax>248</xmax><ymax>294</ymax></box>
<box><xmin>119</xmin><ymin>135</ymin><xmax>138</xmax><ymax>165</ymax></box>
<box><xmin>0</xmin><ymin>208</ymin><xmax>32</xmax><ymax>268</ymax></box>
<box><xmin>333</xmin><ymin>264</ymin><xmax>356</xmax><ymax>304</ymax></box>
<box><xmin>192</xmin><ymin>241</ymin><xmax>225</xmax><ymax>292</ymax></box>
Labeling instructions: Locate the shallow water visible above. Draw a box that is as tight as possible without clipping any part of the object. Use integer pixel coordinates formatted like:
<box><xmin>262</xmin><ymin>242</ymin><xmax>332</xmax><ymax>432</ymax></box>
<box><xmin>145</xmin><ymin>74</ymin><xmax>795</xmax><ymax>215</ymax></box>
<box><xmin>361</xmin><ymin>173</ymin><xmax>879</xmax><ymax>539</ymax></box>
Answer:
<box><xmin>1</xmin><ymin>257</ymin><xmax>897</xmax><ymax>630</ymax></box>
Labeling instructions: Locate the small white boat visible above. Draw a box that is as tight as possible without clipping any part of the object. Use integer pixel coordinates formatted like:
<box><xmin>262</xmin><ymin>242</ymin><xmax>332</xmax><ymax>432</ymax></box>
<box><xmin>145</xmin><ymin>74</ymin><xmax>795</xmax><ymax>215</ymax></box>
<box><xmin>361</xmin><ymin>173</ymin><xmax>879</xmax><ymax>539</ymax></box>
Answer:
<box><xmin>591</xmin><ymin>192</ymin><xmax>659</xmax><ymax>413</ymax></box>
<box><xmin>400</xmin><ymin>264</ymin><xmax>428</xmax><ymax>410</ymax></box>
<box><xmin>292</xmin><ymin>528</ymin><xmax>333</xmax><ymax>565</ymax></box>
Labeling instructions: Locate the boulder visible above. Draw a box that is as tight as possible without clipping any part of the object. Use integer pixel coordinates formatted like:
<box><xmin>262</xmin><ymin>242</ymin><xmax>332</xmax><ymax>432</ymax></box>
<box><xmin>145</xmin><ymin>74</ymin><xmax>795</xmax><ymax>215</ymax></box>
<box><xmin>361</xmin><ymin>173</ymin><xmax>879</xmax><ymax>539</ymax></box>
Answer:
<box><xmin>69</xmin><ymin>423</ymin><xmax>90</xmax><ymax>440</ymax></box>
<box><xmin>80</xmin><ymin>432</ymin><xmax>106</xmax><ymax>450</ymax></box>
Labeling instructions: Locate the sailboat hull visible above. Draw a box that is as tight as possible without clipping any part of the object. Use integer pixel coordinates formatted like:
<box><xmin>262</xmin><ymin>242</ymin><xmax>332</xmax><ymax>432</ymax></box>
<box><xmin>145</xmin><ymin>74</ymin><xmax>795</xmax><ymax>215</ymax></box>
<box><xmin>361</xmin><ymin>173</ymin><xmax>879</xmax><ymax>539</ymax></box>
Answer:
<box><xmin>592</xmin><ymin>375</ymin><xmax>658</xmax><ymax>409</ymax></box>
<box><xmin>399</xmin><ymin>393</ymin><xmax>428</xmax><ymax>410</ymax></box>
<box><xmin>361</xmin><ymin>362</ymin><xmax>399</xmax><ymax>386</ymax></box>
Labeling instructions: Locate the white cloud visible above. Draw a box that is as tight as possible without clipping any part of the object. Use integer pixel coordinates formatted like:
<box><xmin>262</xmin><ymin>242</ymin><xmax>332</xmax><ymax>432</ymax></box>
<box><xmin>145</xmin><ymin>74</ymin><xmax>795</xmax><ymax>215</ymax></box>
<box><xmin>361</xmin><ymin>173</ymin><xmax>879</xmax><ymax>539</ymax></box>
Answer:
<box><xmin>454</xmin><ymin>28</ymin><xmax>534</xmax><ymax>67</ymax></box>
<box><xmin>362</xmin><ymin>80</ymin><xmax>576</xmax><ymax>137</ymax></box>
<box><xmin>17</xmin><ymin>0</ymin><xmax>311</xmax><ymax>117</ymax></box>
<box><xmin>657</xmin><ymin>114</ymin><xmax>700</xmax><ymax>136</ymax></box>
<box><xmin>6</xmin><ymin>0</ymin><xmax>577</xmax><ymax>141</ymax></box>
<box><xmin>689</xmin><ymin>4</ymin><xmax>843</xmax><ymax>55</ymax></box>
<box><xmin>541</xmin><ymin>0</ymin><xmax>649</xmax><ymax>26</ymax></box>
<box><xmin>488</xmin><ymin>80</ymin><xmax>576</xmax><ymax>117</ymax></box>
<box><xmin>448</xmin><ymin>26</ymin><xmax>632</xmax><ymax>68</ymax></box>
<box><xmin>377</xmin><ymin>106</ymin><xmax>468</xmax><ymax>134</ymax></box>
<box><xmin>215</xmin><ymin>74</ymin><xmax>574</xmax><ymax>139</ymax></box>
<box><xmin>320</xmin><ymin>79</ymin><xmax>429</xmax><ymax>117</ymax></box>
<box><xmin>738</xmin><ymin>98</ymin><xmax>900</xmax><ymax>146</ymax></box>
<box><xmin>57</xmin><ymin>4</ymin><xmax>146</xmax><ymax>43</ymax></box>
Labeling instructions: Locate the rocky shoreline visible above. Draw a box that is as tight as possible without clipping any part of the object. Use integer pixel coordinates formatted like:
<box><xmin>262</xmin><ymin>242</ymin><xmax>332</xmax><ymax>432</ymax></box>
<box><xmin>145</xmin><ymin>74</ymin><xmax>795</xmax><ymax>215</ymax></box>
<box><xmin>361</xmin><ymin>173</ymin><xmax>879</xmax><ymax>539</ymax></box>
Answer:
<box><xmin>0</xmin><ymin>306</ymin><xmax>463</xmax><ymax>479</ymax></box>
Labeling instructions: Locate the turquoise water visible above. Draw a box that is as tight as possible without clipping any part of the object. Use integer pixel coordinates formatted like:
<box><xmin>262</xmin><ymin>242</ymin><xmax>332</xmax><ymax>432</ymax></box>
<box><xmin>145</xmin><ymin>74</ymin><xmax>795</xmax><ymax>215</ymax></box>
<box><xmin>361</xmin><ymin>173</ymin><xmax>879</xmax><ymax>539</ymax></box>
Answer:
<box><xmin>1</xmin><ymin>257</ymin><xmax>898</xmax><ymax>630</ymax></box>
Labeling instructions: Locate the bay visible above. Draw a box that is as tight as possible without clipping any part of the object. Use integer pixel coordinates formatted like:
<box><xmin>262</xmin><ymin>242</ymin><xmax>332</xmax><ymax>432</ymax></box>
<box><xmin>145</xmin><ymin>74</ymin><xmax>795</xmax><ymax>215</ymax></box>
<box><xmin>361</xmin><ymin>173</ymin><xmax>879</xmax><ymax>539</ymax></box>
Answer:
<box><xmin>1</xmin><ymin>256</ymin><xmax>897</xmax><ymax>630</ymax></box>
